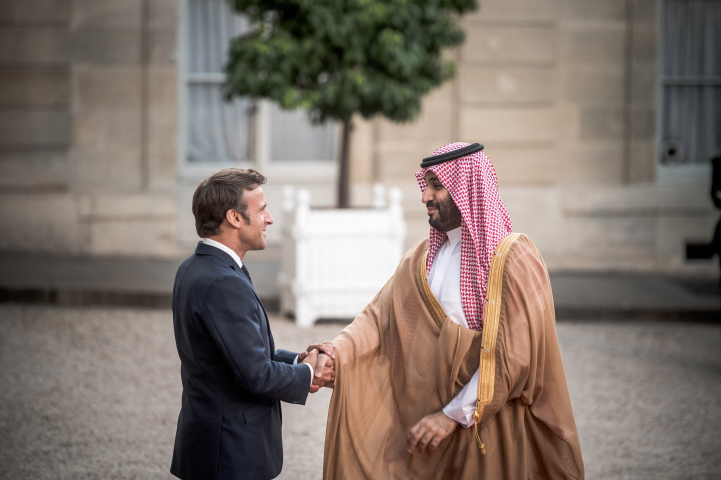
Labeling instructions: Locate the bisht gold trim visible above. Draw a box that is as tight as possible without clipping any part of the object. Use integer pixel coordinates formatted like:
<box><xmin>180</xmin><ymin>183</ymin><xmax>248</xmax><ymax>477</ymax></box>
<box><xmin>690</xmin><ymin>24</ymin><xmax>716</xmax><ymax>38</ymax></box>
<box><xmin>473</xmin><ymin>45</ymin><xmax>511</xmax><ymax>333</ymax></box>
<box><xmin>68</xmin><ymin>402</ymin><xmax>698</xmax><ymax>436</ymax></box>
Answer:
<box><xmin>472</xmin><ymin>232</ymin><xmax>523</xmax><ymax>454</ymax></box>
<box><xmin>417</xmin><ymin>249</ymin><xmax>447</xmax><ymax>329</ymax></box>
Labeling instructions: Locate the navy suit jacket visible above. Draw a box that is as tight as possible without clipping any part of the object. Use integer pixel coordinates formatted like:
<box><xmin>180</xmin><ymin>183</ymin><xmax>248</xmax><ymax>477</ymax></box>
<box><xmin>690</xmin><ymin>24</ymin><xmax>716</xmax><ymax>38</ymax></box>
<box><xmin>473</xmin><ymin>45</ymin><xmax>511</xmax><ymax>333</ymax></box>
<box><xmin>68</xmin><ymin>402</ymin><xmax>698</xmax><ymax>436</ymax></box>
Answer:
<box><xmin>170</xmin><ymin>242</ymin><xmax>311</xmax><ymax>480</ymax></box>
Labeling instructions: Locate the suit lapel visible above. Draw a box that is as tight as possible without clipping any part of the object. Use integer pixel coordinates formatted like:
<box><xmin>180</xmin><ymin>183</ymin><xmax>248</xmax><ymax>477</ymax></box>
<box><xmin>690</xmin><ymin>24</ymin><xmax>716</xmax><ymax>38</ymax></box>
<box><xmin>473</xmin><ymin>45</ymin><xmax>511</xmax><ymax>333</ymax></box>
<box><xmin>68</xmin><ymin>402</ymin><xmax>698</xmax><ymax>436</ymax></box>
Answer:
<box><xmin>235</xmin><ymin>263</ymin><xmax>274</xmax><ymax>360</ymax></box>
<box><xmin>196</xmin><ymin>243</ymin><xmax>274</xmax><ymax>359</ymax></box>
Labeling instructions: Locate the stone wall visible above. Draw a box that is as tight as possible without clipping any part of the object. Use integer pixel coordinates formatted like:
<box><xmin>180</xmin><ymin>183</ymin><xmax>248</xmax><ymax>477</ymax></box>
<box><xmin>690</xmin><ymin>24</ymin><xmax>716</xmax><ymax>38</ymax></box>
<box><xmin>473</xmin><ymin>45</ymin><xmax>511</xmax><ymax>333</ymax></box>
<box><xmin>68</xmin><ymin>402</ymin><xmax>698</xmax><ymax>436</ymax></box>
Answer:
<box><xmin>348</xmin><ymin>0</ymin><xmax>716</xmax><ymax>273</ymax></box>
<box><xmin>0</xmin><ymin>0</ymin><xmax>182</xmax><ymax>257</ymax></box>
<box><xmin>0</xmin><ymin>0</ymin><xmax>716</xmax><ymax>274</ymax></box>
<box><xmin>0</xmin><ymin>0</ymin><xmax>74</xmax><ymax>249</ymax></box>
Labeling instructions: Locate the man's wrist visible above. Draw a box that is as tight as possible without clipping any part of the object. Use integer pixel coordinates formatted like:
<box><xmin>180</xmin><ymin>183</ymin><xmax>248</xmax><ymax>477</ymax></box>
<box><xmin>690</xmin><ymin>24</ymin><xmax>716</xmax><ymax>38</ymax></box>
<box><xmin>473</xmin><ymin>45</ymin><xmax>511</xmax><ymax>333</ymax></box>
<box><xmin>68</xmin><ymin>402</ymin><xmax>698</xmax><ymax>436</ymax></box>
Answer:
<box><xmin>441</xmin><ymin>410</ymin><xmax>457</xmax><ymax>424</ymax></box>
<box><xmin>303</xmin><ymin>363</ymin><xmax>314</xmax><ymax>386</ymax></box>
<box><xmin>296</xmin><ymin>354</ymin><xmax>314</xmax><ymax>386</ymax></box>
<box><xmin>441</xmin><ymin>406</ymin><xmax>466</xmax><ymax>427</ymax></box>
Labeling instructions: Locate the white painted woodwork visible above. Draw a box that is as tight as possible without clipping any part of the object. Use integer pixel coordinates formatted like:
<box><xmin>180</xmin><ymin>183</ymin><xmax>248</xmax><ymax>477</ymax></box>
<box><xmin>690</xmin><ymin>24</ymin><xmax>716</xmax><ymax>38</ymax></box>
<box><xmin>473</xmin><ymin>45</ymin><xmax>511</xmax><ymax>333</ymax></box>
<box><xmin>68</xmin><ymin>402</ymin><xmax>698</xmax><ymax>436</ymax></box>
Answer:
<box><xmin>279</xmin><ymin>185</ymin><xmax>406</xmax><ymax>327</ymax></box>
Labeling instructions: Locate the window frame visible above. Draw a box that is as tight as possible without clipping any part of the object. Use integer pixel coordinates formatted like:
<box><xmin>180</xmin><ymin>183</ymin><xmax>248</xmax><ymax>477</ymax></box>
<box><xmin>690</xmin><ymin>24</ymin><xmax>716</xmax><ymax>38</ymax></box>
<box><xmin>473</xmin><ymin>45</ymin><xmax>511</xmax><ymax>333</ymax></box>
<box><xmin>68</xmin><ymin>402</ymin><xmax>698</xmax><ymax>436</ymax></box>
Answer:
<box><xmin>176</xmin><ymin>0</ymin><xmax>339</xmax><ymax>183</ymax></box>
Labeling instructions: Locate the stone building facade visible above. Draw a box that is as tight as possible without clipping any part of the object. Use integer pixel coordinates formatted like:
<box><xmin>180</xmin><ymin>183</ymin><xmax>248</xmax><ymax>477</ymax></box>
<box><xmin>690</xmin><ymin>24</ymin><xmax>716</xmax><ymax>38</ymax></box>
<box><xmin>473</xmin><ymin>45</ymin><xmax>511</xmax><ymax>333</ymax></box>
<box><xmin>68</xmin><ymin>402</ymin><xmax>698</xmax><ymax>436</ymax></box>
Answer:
<box><xmin>0</xmin><ymin>0</ymin><xmax>717</xmax><ymax>275</ymax></box>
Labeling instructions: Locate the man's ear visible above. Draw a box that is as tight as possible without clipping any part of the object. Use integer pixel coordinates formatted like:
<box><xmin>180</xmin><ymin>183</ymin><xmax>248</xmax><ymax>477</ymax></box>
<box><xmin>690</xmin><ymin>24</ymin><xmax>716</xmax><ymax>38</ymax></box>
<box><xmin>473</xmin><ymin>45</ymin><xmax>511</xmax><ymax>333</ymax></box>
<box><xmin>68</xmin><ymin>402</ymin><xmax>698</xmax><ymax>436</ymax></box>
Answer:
<box><xmin>225</xmin><ymin>209</ymin><xmax>243</xmax><ymax>229</ymax></box>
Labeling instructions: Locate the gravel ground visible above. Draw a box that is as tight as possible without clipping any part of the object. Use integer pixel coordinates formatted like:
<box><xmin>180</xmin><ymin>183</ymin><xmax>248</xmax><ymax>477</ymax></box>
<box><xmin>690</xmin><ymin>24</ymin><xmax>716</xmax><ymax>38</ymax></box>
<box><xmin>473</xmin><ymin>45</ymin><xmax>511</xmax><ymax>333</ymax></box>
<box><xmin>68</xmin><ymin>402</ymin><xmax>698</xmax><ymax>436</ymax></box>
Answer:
<box><xmin>0</xmin><ymin>305</ymin><xmax>719</xmax><ymax>479</ymax></box>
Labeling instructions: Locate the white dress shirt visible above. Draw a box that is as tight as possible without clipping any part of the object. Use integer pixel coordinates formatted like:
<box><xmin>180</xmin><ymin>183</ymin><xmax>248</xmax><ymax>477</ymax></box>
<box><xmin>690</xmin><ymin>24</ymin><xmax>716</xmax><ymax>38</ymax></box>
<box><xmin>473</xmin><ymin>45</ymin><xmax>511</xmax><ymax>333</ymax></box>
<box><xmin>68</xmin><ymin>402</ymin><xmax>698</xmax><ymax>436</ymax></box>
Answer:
<box><xmin>201</xmin><ymin>238</ymin><xmax>314</xmax><ymax>384</ymax></box>
<box><xmin>202</xmin><ymin>238</ymin><xmax>243</xmax><ymax>269</ymax></box>
<box><xmin>428</xmin><ymin>227</ymin><xmax>481</xmax><ymax>427</ymax></box>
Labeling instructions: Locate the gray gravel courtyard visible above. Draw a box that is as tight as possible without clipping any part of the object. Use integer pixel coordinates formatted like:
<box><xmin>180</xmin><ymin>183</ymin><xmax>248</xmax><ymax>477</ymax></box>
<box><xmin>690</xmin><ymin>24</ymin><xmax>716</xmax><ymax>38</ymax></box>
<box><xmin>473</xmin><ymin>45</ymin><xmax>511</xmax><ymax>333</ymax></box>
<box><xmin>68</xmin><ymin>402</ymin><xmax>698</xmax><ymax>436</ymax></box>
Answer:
<box><xmin>0</xmin><ymin>305</ymin><xmax>719</xmax><ymax>479</ymax></box>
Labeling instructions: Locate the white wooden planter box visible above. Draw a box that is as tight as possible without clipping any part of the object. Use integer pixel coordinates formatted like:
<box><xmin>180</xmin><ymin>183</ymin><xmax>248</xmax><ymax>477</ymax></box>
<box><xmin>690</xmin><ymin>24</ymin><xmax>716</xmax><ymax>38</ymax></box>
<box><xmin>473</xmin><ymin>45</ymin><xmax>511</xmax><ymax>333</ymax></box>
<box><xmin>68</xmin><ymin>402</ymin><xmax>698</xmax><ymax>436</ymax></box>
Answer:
<box><xmin>278</xmin><ymin>185</ymin><xmax>406</xmax><ymax>327</ymax></box>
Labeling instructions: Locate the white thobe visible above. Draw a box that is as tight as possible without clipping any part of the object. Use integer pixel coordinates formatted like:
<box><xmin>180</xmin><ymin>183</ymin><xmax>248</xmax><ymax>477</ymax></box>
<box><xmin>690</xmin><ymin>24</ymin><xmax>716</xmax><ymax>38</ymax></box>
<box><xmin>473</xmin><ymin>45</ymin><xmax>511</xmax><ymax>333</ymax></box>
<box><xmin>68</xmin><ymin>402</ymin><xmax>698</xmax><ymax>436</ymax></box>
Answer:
<box><xmin>201</xmin><ymin>238</ymin><xmax>314</xmax><ymax>383</ymax></box>
<box><xmin>428</xmin><ymin>227</ymin><xmax>481</xmax><ymax>428</ymax></box>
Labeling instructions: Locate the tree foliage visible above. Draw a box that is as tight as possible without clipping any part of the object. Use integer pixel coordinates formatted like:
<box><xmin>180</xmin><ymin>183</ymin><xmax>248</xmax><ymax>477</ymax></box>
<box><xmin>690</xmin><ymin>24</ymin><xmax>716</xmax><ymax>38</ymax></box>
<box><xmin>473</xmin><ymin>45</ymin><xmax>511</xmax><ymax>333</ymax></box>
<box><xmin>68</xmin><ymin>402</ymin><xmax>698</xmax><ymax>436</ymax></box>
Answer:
<box><xmin>224</xmin><ymin>0</ymin><xmax>477</xmax><ymax>124</ymax></box>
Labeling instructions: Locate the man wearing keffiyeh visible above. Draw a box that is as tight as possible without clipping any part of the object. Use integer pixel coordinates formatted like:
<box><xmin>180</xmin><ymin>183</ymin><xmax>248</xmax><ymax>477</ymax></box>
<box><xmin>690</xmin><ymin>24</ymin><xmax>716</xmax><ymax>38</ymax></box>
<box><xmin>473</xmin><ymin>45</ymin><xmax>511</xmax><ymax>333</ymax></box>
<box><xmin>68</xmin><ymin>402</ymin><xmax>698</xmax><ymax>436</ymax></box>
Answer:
<box><xmin>312</xmin><ymin>142</ymin><xmax>584</xmax><ymax>479</ymax></box>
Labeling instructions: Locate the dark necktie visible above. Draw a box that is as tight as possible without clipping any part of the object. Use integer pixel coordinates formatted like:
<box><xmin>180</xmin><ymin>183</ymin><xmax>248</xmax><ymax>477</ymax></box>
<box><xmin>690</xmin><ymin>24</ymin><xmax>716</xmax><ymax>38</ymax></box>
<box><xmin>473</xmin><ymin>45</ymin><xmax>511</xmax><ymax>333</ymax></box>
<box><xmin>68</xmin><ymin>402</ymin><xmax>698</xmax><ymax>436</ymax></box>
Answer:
<box><xmin>240</xmin><ymin>263</ymin><xmax>252</xmax><ymax>285</ymax></box>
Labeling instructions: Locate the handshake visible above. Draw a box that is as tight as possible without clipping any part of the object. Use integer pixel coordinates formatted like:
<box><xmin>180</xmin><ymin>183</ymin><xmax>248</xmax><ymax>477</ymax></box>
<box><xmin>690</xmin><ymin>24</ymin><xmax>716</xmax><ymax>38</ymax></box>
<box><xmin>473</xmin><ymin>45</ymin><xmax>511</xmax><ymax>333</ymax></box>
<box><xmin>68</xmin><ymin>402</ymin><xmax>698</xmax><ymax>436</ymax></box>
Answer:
<box><xmin>298</xmin><ymin>341</ymin><xmax>336</xmax><ymax>394</ymax></box>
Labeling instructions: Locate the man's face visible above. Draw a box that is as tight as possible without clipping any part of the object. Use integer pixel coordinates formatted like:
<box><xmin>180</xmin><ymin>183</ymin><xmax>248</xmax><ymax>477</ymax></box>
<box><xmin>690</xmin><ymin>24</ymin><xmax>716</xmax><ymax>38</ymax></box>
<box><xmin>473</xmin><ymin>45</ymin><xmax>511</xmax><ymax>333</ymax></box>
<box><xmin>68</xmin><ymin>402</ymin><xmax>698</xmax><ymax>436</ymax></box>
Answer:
<box><xmin>237</xmin><ymin>186</ymin><xmax>273</xmax><ymax>251</ymax></box>
<box><xmin>422</xmin><ymin>171</ymin><xmax>462</xmax><ymax>232</ymax></box>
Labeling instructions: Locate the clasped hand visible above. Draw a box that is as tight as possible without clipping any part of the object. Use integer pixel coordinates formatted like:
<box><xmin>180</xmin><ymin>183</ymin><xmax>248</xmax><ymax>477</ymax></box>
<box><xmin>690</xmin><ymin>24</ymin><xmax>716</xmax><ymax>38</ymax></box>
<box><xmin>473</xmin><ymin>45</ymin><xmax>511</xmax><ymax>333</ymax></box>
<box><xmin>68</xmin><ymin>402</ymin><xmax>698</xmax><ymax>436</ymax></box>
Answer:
<box><xmin>299</xmin><ymin>341</ymin><xmax>336</xmax><ymax>393</ymax></box>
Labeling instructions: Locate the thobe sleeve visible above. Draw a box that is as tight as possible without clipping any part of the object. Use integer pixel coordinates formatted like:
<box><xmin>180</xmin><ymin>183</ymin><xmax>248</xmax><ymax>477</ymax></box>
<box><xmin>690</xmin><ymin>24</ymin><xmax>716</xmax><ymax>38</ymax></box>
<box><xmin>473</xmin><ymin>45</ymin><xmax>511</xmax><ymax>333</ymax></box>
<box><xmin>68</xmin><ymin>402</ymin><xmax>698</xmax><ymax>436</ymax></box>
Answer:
<box><xmin>443</xmin><ymin>369</ymin><xmax>479</xmax><ymax>427</ymax></box>
<box><xmin>332</xmin><ymin>277</ymin><xmax>389</xmax><ymax>373</ymax></box>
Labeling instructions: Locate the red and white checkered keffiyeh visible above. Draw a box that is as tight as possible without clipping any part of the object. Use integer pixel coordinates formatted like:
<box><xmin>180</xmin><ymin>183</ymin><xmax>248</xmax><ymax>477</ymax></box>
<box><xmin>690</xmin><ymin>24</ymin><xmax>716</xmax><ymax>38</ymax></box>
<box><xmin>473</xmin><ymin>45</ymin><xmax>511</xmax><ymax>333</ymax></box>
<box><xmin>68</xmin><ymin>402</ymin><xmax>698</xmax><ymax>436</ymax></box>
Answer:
<box><xmin>416</xmin><ymin>142</ymin><xmax>512</xmax><ymax>330</ymax></box>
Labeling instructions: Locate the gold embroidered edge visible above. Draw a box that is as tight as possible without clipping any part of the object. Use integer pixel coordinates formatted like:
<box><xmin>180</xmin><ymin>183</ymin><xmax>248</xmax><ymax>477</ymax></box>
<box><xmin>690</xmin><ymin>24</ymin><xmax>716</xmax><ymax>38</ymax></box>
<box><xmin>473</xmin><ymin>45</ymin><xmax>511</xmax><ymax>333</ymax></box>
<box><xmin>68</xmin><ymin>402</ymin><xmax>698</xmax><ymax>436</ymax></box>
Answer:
<box><xmin>473</xmin><ymin>233</ymin><xmax>523</xmax><ymax>424</ymax></box>
<box><xmin>417</xmin><ymin>249</ymin><xmax>447</xmax><ymax>330</ymax></box>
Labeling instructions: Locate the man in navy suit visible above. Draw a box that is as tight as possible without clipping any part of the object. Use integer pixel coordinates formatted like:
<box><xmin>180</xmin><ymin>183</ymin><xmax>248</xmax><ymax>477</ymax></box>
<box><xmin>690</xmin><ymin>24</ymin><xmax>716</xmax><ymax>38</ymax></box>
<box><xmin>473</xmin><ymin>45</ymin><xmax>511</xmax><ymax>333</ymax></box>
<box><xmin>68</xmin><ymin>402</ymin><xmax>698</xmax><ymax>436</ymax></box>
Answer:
<box><xmin>170</xmin><ymin>168</ymin><xmax>335</xmax><ymax>480</ymax></box>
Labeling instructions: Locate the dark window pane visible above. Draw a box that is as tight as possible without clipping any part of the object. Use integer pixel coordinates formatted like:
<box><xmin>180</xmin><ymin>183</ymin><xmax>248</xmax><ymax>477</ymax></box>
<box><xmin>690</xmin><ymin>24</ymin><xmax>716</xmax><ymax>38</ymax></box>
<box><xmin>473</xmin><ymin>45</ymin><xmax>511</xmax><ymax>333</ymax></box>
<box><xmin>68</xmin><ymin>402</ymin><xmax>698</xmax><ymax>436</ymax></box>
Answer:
<box><xmin>269</xmin><ymin>104</ymin><xmax>337</xmax><ymax>162</ymax></box>
<box><xmin>661</xmin><ymin>0</ymin><xmax>721</xmax><ymax>165</ymax></box>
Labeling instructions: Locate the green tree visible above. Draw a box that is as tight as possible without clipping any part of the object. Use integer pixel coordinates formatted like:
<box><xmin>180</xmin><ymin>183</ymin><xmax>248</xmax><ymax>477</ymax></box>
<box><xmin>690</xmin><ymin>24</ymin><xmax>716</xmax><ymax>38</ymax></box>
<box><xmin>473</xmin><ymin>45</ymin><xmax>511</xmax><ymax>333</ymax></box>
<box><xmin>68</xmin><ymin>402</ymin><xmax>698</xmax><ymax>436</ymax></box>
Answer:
<box><xmin>225</xmin><ymin>0</ymin><xmax>476</xmax><ymax>207</ymax></box>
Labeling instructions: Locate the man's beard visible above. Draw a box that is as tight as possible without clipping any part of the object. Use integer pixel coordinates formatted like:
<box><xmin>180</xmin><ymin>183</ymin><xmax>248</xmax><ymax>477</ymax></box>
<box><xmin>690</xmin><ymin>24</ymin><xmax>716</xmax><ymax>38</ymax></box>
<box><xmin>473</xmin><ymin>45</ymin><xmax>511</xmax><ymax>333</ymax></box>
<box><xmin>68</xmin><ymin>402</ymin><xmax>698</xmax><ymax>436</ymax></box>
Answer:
<box><xmin>427</xmin><ymin>195</ymin><xmax>463</xmax><ymax>232</ymax></box>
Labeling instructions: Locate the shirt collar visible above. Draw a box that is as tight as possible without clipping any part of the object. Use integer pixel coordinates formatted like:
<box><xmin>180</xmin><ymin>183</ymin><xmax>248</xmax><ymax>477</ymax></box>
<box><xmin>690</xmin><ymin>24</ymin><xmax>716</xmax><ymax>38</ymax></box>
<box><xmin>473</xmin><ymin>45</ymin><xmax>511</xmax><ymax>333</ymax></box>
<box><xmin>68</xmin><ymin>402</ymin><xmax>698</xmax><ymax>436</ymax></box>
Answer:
<box><xmin>202</xmin><ymin>238</ymin><xmax>243</xmax><ymax>269</ymax></box>
<box><xmin>446</xmin><ymin>226</ymin><xmax>462</xmax><ymax>247</ymax></box>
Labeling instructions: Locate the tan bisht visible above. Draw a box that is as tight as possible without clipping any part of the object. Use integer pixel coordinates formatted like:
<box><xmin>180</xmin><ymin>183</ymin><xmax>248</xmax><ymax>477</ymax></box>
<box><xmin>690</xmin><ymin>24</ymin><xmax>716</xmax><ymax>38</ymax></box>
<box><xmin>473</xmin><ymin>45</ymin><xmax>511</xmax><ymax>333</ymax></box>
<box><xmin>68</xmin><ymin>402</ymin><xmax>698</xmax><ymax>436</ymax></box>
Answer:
<box><xmin>323</xmin><ymin>233</ymin><xmax>584</xmax><ymax>479</ymax></box>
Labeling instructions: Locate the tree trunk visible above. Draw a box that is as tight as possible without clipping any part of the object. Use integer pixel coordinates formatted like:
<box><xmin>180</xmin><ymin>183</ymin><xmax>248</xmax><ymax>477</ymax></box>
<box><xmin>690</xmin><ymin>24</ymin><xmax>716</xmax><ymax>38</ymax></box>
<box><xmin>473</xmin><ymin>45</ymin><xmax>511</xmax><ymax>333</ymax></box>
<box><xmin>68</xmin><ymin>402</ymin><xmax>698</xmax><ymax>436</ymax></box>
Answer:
<box><xmin>337</xmin><ymin>119</ymin><xmax>352</xmax><ymax>208</ymax></box>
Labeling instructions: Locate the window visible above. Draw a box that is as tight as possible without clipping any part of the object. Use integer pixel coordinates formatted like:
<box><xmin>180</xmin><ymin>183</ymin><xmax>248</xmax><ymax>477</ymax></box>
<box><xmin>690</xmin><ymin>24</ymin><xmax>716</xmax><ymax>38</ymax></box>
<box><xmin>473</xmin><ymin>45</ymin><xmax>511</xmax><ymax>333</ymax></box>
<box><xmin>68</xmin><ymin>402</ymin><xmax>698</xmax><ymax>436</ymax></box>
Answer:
<box><xmin>269</xmin><ymin>103</ymin><xmax>336</xmax><ymax>162</ymax></box>
<box><xmin>660</xmin><ymin>0</ymin><xmax>721</xmax><ymax>168</ymax></box>
<box><xmin>180</xmin><ymin>0</ymin><xmax>337</xmax><ymax>170</ymax></box>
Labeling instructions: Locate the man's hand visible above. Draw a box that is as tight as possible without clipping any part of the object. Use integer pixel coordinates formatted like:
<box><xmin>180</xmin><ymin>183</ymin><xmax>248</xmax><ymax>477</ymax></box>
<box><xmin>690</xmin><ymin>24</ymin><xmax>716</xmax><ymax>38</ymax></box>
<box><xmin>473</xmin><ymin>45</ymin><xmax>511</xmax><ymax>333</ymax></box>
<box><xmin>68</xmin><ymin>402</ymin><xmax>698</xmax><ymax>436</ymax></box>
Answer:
<box><xmin>298</xmin><ymin>342</ymin><xmax>335</xmax><ymax>362</ymax></box>
<box><xmin>300</xmin><ymin>349</ymin><xmax>335</xmax><ymax>393</ymax></box>
<box><xmin>311</xmin><ymin>353</ymin><xmax>334</xmax><ymax>390</ymax></box>
<box><xmin>407</xmin><ymin>411</ymin><xmax>458</xmax><ymax>454</ymax></box>
<box><xmin>298</xmin><ymin>342</ymin><xmax>336</xmax><ymax>392</ymax></box>
<box><xmin>300</xmin><ymin>349</ymin><xmax>320</xmax><ymax>393</ymax></box>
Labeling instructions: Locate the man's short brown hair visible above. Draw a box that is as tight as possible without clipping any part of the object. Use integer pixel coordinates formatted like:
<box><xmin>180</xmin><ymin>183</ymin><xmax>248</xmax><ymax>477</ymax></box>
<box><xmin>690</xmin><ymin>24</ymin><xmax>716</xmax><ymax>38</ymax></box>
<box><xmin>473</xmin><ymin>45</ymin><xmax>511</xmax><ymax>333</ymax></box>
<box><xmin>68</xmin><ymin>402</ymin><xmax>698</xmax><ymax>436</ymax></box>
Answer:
<box><xmin>192</xmin><ymin>168</ymin><xmax>267</xmax><ymax>238</ymax></box>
